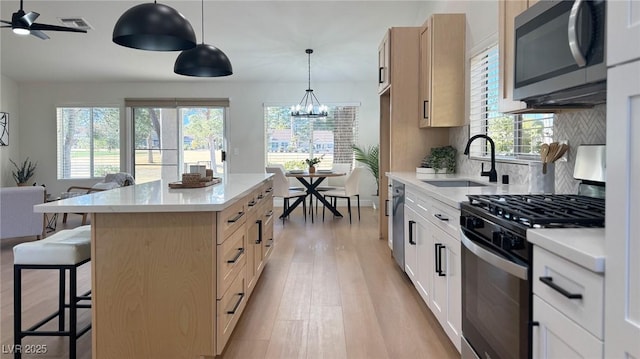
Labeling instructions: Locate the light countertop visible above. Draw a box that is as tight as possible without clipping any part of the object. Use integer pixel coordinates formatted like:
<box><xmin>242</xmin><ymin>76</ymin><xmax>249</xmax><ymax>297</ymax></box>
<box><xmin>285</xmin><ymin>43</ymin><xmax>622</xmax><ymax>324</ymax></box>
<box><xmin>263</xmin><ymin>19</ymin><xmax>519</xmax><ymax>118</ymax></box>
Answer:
<box><xmin>34</xmin><ymin>173</ymin><xmax>272</xmax><ymax>213</ymax></box>
<box><xmin>386</xmin><ymin>172</ymin><xmax>530</xmax><ymax>208</ymax></box>
<box><xmin>387</xmin><ymin>171</ymin><xmax>606</xmax><ymax>272</ymax></box>
<box><xmin>527</xmin><ymin>228</ymin><xmax>605</xmax><ymax>273</ymax></box>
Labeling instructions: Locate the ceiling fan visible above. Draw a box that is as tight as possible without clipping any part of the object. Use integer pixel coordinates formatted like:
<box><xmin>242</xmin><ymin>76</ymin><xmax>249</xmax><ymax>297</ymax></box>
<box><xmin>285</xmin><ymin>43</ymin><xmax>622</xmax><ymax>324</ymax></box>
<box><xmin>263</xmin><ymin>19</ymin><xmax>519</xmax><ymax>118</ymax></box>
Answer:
<box><xmin>0</xmin><ymin>0</ymin><xmax>87</xmax><ymax>40</ymax></box>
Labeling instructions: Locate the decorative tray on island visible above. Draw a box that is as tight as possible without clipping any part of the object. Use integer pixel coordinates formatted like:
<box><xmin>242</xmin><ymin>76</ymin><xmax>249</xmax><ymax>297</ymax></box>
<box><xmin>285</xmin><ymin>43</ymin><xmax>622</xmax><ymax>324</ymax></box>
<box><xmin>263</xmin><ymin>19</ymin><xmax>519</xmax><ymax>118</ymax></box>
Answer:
<box><xmin>168</xmin><ymin>177</ymin><xmax>222</xmax><ymax>188</ymax></box>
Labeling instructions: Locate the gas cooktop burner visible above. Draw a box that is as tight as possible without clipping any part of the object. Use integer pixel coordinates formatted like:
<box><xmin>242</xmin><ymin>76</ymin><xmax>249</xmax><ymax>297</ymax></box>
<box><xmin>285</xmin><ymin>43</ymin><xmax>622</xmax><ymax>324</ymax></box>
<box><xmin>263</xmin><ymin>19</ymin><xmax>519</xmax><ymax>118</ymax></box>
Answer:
<box><xmin>466</xmin><ymin>194</ymin><xmax>605</xmax><ymax>229</ymax></box>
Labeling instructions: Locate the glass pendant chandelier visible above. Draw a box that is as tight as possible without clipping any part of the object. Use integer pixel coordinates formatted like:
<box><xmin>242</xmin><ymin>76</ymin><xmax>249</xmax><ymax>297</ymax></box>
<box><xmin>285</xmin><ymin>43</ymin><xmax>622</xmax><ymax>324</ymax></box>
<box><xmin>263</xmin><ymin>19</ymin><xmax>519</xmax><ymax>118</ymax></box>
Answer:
<box><xmin>291</xmin><ymin>49</ymin><xmax>328</xmax><ymax>118</ymax></box>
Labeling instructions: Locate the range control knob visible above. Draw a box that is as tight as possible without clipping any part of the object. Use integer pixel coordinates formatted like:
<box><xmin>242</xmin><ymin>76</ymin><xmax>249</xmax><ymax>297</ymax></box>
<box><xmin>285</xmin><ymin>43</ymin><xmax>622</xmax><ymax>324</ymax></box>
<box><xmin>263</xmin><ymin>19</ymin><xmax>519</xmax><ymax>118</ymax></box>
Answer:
<box><xmin>463</xmin><ymin>216</ymin><xmax>484</xmax><ymax>229</ymax></box>
<box><xmin>498</xmin><ymin>233</ymin><xmax>525</xmax><ymax>251</ymax></box>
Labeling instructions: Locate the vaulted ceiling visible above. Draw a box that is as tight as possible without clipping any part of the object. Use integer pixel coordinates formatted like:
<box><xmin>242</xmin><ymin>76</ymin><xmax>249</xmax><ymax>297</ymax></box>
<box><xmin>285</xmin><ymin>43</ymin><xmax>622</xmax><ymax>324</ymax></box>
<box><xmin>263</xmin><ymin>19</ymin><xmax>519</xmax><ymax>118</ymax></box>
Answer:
<box><xmin>1</xmin><ymin>1</ymin><xmax>430</xmax><ymax>83</ymax></box>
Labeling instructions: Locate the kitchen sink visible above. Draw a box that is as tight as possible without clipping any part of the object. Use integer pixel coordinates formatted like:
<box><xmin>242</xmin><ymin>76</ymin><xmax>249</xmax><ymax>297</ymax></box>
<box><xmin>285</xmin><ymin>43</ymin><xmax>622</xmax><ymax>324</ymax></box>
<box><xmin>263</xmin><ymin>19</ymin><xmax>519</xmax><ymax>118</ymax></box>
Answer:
<box><xmin>421</xmin><ymin>180</ymin><xmax>487</xmax><ymax>187</ymax></box>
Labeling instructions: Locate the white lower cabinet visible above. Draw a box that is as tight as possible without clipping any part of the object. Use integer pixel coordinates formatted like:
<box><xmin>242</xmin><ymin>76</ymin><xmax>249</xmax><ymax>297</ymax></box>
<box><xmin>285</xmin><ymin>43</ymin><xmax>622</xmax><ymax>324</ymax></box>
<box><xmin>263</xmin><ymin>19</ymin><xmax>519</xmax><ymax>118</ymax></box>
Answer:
<box><xmin>404</xmin><ymin>187</ymin><xmax>461</xmax><ymax>352</ymax></box>
<box><xmin>532</xmin><ymin>246</ymin><xmax>604</xmax><ymax>359</ymax></box>
<box><xmin>404</xmin><ymin>205</ymin><xmax>420</xmax><ymax>285</ymax></box>
<box><xmin>533</xmin><ymin>296</ymin><xmax>603</xmax><ymax>359</ymax></box>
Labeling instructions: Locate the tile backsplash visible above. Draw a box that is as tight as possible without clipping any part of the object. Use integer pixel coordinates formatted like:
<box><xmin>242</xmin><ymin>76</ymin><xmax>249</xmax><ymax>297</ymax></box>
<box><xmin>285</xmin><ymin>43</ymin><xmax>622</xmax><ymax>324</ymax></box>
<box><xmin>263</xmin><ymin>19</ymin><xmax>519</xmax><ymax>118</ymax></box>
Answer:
<box><xmin>450</xmin><ymin>104</ymin><xmax>606</xmax><ymax>194</ymax></box>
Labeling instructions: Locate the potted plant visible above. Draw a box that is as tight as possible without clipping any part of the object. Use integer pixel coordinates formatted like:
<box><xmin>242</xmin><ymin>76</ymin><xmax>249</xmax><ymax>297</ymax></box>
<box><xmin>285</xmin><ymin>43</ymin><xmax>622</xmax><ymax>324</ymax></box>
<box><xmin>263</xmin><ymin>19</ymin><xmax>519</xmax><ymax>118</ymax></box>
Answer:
<box><xmin>10</xmin><ymin>157</ymin><xmax>37</xmax><ymax>186</ymax></box>
<box><xmin>420</xmin><ymin>146</ymin><xmax>457</xmax><ymax>174</ymax></box>
<box><xmin>353</xmin><ymin>144</ymin><xmax>379</xmax><ymax>195</ymax></box>
<box><xmin>304</xmin><ymin>156</ymin><xmax>323</xmax><ymax>173</ymax></box>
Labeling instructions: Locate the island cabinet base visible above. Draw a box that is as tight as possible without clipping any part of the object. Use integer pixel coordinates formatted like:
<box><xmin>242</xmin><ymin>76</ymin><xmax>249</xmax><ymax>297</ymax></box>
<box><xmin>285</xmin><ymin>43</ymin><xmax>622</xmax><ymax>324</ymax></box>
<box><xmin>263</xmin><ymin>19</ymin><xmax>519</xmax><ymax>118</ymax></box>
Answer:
<box><xmin>90</xmin><ymin>179</ymin><xmax>274</xmax><ymax>358</ymax></box>
<box><xmin>91</xmin><ymin>212</ymin><xmax>218</xmax><ymax>359</ymax></box>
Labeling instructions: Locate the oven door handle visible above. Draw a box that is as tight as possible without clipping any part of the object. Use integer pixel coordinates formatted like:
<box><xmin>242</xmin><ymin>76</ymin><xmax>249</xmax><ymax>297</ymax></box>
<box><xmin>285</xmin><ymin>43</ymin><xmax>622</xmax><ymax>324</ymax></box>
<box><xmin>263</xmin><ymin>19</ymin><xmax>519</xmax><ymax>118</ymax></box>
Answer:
<box><xmin>460</xmin><ymin>229</ymin><xmax>528</xmax><ymax>280</ymax></box>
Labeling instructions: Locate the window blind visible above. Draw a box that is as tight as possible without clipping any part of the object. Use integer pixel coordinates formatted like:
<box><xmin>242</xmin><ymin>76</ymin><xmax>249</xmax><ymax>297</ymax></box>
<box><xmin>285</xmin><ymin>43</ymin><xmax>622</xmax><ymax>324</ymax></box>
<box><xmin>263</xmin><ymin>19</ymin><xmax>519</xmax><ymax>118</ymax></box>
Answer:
<box><xmin>469</xmin><ymin>45</ymin><xmax>553</xmax><ymax>160</ymax></box>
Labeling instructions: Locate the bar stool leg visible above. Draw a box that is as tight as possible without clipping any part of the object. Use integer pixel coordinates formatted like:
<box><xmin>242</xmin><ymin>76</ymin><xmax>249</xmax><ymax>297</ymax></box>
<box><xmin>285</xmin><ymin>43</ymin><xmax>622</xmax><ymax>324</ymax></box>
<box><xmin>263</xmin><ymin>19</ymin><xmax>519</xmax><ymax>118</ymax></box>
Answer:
<box><xmin>14</xmin><ymin>266</ymin><xmax>22</xmax><ymax>359</ymax></box>
<box><xmin>59</xmin><ymin>269</ymin><xmax>66</xmax><ymax>331</ymax></box>
<box><xmin>69</xmin><ymin>267</ymin><xmax>77</xmax><ymax>359</ymax></box>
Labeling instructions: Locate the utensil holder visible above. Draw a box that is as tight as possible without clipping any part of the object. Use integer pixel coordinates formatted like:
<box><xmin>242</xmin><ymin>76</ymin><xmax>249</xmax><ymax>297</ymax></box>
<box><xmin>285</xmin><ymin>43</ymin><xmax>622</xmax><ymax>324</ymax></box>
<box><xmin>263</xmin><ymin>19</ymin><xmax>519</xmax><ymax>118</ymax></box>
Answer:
<box><xmin>529</xmin><ymin>162</ymin><xmax>555</xmax><ymax>194</ymax></box>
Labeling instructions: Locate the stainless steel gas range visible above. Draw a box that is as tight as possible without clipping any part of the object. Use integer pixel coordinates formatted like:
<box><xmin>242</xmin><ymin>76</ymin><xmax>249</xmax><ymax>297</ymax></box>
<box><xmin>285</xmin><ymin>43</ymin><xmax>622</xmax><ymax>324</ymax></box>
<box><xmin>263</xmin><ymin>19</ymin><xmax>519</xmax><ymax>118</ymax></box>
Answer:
<box><xmin>459</xmin><ymin>145</ymin><xmax>606</xmax><ymax>359</ymax></box>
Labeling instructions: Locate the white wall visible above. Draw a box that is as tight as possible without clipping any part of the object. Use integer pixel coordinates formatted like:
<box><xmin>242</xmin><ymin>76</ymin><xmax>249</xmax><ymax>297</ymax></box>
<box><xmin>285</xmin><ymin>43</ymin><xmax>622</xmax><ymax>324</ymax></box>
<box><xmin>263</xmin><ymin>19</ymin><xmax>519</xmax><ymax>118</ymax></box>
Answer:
<box><xmin>0</xmin><ymin>75</ymin><xmax>19</xmax><ymax>187</ymax></box>
<box><xmin>17</xmin><ymin>80</ymin><xmax>380</xmax><ymax>198</ymax></box>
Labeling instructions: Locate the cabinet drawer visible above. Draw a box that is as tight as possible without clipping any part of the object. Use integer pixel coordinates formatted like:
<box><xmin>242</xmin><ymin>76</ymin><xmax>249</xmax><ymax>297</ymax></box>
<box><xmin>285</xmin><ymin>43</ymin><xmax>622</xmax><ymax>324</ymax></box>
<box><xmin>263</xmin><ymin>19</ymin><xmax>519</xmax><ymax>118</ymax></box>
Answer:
<box><xmin>217</xmin><ymin>227</ymin><xmax>247</xmax><ymax>299</ymax></box>
<box><xmin>262</xmin><ymin>220</ymin><xmax>274</xmax><ymax>261</ymax></box>
<box><xmin>405</xmin><ymin>189</ymin><xmax>430</xmax><ymax>219</ymax></box>
<box><xmin>217</xmin><ymin>199</ymin><xmax>246</xmax><ymax>244</ymax></box>
<box><xmin>533</xmin><ymin>246</ymin><xmax>604</xmax><ymax>339</ymax></box>
<box><xmin>533</xmin><ymin>295</ymin><xmax>603</xmax><ymax>358</ymax></box>
<box><xmin>216</xmin><ymin>266</ymin><xmax>247</xmax><ymax>355</ymax></box>
<box><xmin>245</xmin><ymin>188</ymin><xmax>261</xmax><ymax>214</ymax></box>
<box><xmin>261</xmin><ymin>199</ymin><xmax>274</xmax><ymax>227</ymax></box>
<box><xmin>428</xmin><ymin>199</ymin><xmax>460</xmax><ymax>239</ymax></box>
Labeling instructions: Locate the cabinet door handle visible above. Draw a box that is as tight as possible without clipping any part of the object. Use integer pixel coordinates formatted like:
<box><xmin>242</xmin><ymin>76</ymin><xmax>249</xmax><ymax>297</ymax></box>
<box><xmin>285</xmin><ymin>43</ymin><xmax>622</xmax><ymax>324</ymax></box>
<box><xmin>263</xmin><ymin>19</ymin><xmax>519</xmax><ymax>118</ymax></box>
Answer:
<box><xmin>434</xmin><ymin>213</ymin><xmax>449</xmax><ymax>221</ymax></box>
<box><xmin>385</xmin><ymin>200</ymin><xmax>389</xmax><ymax>216</ymax></box>
<box><xmin>379</xmin><ymin>67</ymin><xmax>384</xmax><ymax>84</ymax></box>
<box><xmin>227</xmin><ymin>248</ymin><xmax>245</xmax><ymax>263</ymax></box>
<box><xmin>408</xmin><ymin>220</ymin><xmax>416</xmax><ymax>245</ymax></box>
<box><xmin>227</xmin><ymin>211</ymin><xmax>245</xmax><ymax>223</ymax></box>
<box><xmin>226</xmin><ymin>293</ymin><xmax>245</xmax><ymax>314</ymax></box>
<box><xmin>423</xmin><ymin>100</ymin><xmax>429</xmax><ymax>119</ymax></box>
<box><xmin>256</xmin><ymin>219</ymin><xmax>263</xmax><ymax>244</ymax></box>
<box><xmin>539</xmin><ymin>276</ymin><xmax>583</xmax><ymax>299</ymax></box>
<box><xmin>437</xmin><ymin>243</ymin><xmax>446</xmax><ymax>276</ymax></box>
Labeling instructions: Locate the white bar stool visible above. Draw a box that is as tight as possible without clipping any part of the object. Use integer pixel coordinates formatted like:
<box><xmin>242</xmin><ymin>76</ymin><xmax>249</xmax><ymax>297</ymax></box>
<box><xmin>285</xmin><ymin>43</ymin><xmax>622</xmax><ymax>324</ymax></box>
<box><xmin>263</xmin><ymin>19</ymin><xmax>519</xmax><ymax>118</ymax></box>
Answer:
<box><xmin>13</xmin><ymin>225</ymin><xmax>92</xmax><ymax>359</ymax></box>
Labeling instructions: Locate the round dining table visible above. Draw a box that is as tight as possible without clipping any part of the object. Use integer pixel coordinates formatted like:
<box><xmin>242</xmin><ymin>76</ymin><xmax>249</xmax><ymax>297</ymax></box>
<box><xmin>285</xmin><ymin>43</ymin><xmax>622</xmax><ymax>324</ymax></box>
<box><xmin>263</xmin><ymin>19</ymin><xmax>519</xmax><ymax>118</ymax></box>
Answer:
<box><xmin>284</xmin><ymin>171</ymin><xmax>346</xmax><ymax>222</ymax></box>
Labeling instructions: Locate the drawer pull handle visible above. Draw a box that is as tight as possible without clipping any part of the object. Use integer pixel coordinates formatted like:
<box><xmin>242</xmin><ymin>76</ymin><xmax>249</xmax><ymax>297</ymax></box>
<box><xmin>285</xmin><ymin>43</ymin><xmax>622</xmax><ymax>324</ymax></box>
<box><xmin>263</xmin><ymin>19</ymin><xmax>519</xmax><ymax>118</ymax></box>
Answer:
<box><xmin>434</xmin><ymin>213</ymin><xmax>449</xmax><ymax>221</ymax></box>
<box><xmin>227</xmin><ymin>248</ymin><xmax>244</xmax><ymax>264</ymax></box>
<box><xmin>265</xmin><ymin>188</ymin><xmax>273</xmax><ymax>193</ymax></box>
<box><xmin>227</xmin><ymin>211</ymin><xmax>245</xmax><ymax>223</ymax></box>
<box><xmin>408</xmin><ymin>220</ymin><xmax>416</xmax><ymax>245</ymax></box>
<box><xmin>226</xmin><ymin>293</ymin><xmax>245</xmax><ymax>314</ymax></box>
<box><xmin>248</xmin><ymin>200</ymin><xmax>257</xmax><ymax>207</ymax></box>
<box><xmin>257</xmin><ymin>194</ymin><xmax>264</xmax><ymax>200</ymax></box>
<box><xmin>266</xmin><ymin>210</ymin><xmax>273</xmax><ymax>218</ymax></box>
<box><xmin>539</xmin><ymin>276</ymin><xmax>583</xmax><ymax>299</ymax></box>
<box><xmin>256</xmin><ymin>219</ymin><xmax>263</xmax><ymax>244</ymax></box>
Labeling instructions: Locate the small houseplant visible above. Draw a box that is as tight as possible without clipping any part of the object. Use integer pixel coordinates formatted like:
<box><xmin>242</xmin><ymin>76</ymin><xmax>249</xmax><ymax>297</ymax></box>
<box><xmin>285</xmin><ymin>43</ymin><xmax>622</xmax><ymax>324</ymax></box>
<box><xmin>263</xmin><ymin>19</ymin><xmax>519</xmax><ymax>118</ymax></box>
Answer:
<box><xmin>10</xmin><ymin>157</ymin><xmax>37</xmax><ymax>186</ymax></box>
<box><xmin>304</xmin><ymin>156</ymin><xmax>323</xmax><ymax>173</ymax></box>
<box><xmin>420</xmin><ymin>146</ymin><xmax>457</xmax><ymax>174</ymax></box>
<box><xmin>353</xmin><ymin>144</ymin><xmax>380</xmax><ymax>195</ymax></box>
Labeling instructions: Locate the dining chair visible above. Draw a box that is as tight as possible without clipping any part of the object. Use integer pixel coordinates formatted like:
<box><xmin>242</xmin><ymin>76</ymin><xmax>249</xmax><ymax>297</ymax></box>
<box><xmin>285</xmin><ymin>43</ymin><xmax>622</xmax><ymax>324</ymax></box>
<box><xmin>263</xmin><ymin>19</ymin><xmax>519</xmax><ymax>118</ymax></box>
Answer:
<box><xmin>314</xmin><ymin>162</ymin><xmax>351</xmax><ymax>211</ymax></box>
<box><xmin>266</xmin><ymin>166</ymin><xmax>307</xmax><ymax>224</ymax></box>
<box><xmin>322</xmin><ymin>167</ymin><xmax>362</xmax><ymax>224</ymax></box>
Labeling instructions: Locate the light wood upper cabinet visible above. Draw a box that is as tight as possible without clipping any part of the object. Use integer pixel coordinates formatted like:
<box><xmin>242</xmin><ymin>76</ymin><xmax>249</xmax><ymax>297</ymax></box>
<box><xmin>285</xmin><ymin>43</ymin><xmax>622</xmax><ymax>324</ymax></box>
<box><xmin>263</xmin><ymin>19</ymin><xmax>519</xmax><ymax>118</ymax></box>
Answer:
<box><xmin>378</xmin><ymin>31</ymin><xmax>391</xmax><ymax>94</ymax></box>
<box><xmin>498</xmin><ymin>0</ymin><xmax>530</xmax><ymax>113</ymax></box>
<box><xmin>419</xmin><ymin>14</ymin><xmax>466</xmax><ymax>128</ymax></box>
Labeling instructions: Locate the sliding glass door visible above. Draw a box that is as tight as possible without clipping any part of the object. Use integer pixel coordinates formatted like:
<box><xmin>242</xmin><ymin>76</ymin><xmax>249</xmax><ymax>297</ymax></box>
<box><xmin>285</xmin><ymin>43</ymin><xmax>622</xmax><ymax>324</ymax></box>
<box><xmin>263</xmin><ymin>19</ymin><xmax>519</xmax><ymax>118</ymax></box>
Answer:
<box><xmin>129</xmin><ymin>99</ymin><xmax>228</xmax><ymax>183</ymax></box>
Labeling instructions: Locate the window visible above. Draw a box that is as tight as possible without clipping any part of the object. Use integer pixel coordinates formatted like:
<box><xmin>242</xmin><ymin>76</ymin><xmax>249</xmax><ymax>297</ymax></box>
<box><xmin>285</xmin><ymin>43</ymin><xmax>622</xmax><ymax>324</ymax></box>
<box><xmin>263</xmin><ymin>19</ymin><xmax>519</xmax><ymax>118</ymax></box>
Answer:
<box><xmin>264</xmin><ymin>105</ymin><xmax>358</xmax><ymax>170</ymax></box>
<box><xmin>468</xmin><ymin>45</ymin><xmax>553</xmax><ymax>161</ymax></box>
<box><xmin>126</xmin><ymin>98</ymin><xmax>228</xmax><ymax>184</ymax></box>
<box><xmin>57</xmin><ymin>107</ymin><xmax>120</xmax><ymax>179</ymax></box>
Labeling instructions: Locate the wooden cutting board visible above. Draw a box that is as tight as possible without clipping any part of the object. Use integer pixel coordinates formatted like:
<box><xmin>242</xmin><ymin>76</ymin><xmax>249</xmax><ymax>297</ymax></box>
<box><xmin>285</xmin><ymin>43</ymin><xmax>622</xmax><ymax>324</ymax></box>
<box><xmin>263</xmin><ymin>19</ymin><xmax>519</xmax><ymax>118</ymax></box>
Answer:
<box><xmin>168</xmin><ymin>177</ymin><xmax>222</xmax><ymax>188</ymax></box>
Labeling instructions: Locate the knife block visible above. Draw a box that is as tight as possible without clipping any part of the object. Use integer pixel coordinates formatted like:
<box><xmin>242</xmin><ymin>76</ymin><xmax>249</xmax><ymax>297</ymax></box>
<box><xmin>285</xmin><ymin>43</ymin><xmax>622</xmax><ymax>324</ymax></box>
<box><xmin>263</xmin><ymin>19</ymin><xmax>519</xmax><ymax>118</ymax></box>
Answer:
<box><xmin>529</xmin><ymin>162</ymin><xmax>555</xmax><ymax>194</ymax></box>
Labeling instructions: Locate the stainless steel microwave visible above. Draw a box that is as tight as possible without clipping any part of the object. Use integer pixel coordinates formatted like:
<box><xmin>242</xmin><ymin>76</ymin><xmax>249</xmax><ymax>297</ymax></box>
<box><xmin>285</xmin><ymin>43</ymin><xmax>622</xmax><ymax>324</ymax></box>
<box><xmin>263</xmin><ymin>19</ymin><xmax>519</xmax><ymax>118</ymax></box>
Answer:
<box><xmin>513</xmin><ymin>0</ymin><xmax>606</xmax><ymax>107</ymax></box>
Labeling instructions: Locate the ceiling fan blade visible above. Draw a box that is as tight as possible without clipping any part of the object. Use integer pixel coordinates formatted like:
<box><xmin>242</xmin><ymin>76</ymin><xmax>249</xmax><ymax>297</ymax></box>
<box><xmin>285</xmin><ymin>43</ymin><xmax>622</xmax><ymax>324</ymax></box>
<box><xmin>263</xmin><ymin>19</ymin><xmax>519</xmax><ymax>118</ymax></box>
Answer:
<box><xmin>30</xmin><ymin>29</ymin><xmax>49</xmax><ymax>40</ymax></box>
<box><xmin>21</xmin><ymin>11</ymin><xmax>39</xmax><ymax>26</ymax></box>
<box><xmin>30</xmin><ymin>22</ymin><xmax>87</xmax><ymax>33</ymax></box>
<box><xmin>1</xmin><ymin>20</ymin><xmax>12</xmax><ymax>25</ymax></box>
<box><xmin>0</xmin><ymin>25</ymin><xmax>12</xmax><ymax>28</ymax></box>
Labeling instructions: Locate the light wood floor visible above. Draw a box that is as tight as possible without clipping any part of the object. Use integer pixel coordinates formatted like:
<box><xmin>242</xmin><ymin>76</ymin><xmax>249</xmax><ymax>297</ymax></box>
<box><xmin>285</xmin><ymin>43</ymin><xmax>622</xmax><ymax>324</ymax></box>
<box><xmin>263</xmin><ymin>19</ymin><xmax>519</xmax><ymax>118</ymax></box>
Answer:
<box><xmin>1</xmin><ymin>208</ymin><xmax>459</xmax><ymax>359</ymax></box>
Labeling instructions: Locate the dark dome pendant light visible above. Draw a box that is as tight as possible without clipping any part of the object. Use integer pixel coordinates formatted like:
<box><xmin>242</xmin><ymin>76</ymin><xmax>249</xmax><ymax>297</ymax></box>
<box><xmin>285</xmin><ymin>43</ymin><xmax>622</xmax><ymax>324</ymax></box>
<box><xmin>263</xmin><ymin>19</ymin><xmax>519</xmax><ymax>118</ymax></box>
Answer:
<box><xmin>174</xmin><ymin>0</ymin><xmax>233</xmax><ymax>77</ymax></box>
<box><xmin>112</xmin><ymin>1</ymin><xmax>196</xmax><ymax>51</ymax></box>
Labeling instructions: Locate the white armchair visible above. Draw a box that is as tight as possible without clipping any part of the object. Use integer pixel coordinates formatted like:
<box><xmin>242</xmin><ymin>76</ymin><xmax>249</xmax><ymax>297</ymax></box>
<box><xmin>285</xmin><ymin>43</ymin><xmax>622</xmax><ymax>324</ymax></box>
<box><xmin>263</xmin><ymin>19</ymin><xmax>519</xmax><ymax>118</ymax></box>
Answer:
<box><xmin>0</xmin><ymin>186</ymin><xmax>45</xmax><ymax>240</ymax></box>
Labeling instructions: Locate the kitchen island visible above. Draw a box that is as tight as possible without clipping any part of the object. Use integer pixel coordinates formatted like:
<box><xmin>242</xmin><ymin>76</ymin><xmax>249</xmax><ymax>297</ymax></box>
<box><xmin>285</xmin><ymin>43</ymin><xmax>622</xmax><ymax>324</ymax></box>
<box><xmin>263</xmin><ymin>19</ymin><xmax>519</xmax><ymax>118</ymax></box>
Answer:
<box><xmin>34</xmin><ymin>174</ymin><xmax>274</xmax><ymax>359</ymax></box>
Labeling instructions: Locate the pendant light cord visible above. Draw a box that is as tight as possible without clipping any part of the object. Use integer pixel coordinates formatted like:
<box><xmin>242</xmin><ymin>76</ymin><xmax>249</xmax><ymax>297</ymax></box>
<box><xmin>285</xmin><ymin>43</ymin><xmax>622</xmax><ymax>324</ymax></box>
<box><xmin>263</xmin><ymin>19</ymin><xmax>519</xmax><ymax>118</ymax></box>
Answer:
<box><xmin>201</xmin><ymin>0</ymin><xmax>205</xmax><ymax>44</ymax></box>
<box><xmin>307</xmin><ymin>51</ymin><xmax>311</xmax><ymax>90</ymax></box>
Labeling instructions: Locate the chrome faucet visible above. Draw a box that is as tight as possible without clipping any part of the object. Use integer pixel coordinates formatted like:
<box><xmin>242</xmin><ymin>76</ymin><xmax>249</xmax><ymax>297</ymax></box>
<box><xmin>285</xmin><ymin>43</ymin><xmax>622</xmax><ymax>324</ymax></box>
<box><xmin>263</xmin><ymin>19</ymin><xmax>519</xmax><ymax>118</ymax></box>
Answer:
<box><xmin>464</xmin><ymin>134</ymin><xmax>498</xmax><ymax>183</ymax></box>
